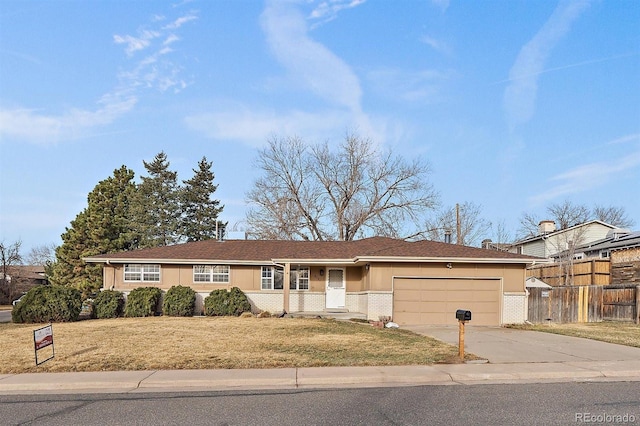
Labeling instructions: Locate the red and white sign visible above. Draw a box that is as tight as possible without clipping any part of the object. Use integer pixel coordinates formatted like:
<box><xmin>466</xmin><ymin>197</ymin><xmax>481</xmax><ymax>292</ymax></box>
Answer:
<box><xmin>34</xmin><ymin>325</ymin><xmax>53</xmax><ymax>350</ymax></box>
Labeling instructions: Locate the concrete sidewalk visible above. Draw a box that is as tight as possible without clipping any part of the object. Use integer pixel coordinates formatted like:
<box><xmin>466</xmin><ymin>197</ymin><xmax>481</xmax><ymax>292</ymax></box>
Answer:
<box><xmin>1</xmin><ymin>360</ymin><xmax>640</xmax><ymax>395</ymax></box>
<box><xmin>2</xmin><ymin>326</ymin><xmax>639</xmax><ymax>395</ymax></box>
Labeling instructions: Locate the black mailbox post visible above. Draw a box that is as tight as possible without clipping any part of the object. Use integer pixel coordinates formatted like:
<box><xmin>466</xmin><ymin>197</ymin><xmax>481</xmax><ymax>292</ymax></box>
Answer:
<box><xmin>455</xmin><ymin>309</ymin><xmax>472</xmax><ymax>360</ymax></box>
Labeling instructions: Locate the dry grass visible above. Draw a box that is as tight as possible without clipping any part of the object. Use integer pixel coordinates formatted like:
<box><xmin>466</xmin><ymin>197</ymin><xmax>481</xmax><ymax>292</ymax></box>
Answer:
<box><xmin>0</xmin><ymin>317</ymin><xmax>470</xmax><ymax>374</ymax></box>
<box><xmin>508</xmin><ymin>322</ymin><xmax>640</xmax><ymax>348</ymax></box>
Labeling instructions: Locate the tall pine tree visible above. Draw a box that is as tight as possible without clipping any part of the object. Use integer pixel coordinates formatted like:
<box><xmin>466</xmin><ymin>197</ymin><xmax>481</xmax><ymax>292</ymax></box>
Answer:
<box><xmin>52</xmin><ymin>166</ymin><xmax>138</xmax><ymax>294</ymax></box>
<box><xmin>180</xmin><ymin>156</ymin><xmax>225</xmax><ymax>241</ymax></box>
<box><xmin>133</xmin><ymin>152</ymin><xmax>182</xmax><ymax>247</ymax></box>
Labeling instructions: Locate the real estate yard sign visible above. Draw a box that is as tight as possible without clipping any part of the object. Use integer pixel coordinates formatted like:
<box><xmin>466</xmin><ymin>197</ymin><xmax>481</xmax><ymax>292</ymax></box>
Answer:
<box><xmin>34</xmin><ymin>324</ymin><xmax>54</xmax><ymax>365</ymax></box>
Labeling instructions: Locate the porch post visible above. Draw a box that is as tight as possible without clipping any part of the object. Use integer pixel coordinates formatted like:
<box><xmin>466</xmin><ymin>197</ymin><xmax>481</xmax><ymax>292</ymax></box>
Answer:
<box><xmin>283</xmin><ymin>263</ymin><xmax>290</xmax><ymax>313</ymax></box>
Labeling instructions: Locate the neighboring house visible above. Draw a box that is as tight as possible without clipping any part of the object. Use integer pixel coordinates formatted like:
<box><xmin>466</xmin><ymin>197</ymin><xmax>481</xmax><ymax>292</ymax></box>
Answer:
<box><xmin>84</xmin><ymin>237</ymin><xmax>542</xmax><ymax>326</ymax></box>
<box><xmin>0</xmin><ymin>265</ymin><xmax>48</xmax><ymax>303</ymax></box>
<box><xmin>509</xmin><ymin>220</ymin><xmax>619</xmax><ymax>259</ymax></box>
<box><xmin>577</xmin><ymin>230</ymin><xmax>640</xmax><ymax>285</ymax></box>
<box><xmin>576</xmin><ymin>229</ymin><xmax>640</xmax><ymax>260</ymax></box>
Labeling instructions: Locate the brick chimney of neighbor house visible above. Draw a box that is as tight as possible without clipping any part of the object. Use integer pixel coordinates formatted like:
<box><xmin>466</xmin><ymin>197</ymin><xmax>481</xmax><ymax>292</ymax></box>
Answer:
<box><xmin>538</xmin><ymin>220</ymin><xmax>556</xmax><ymax>235</ymax></box>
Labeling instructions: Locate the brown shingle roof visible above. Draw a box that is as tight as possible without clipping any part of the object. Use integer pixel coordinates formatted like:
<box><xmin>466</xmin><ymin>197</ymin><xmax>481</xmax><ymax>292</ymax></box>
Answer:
<box><xmin>84</xmin><ymin>237</ymin><xmax>540</xmax><ymax>264</ymax></box>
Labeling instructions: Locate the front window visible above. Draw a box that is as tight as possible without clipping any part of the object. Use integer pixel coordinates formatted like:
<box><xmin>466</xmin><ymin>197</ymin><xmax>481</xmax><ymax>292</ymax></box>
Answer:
<box><xmin>290</xmin><ymin>267</ymin><xmax>309</xmax><ymax>290</ymax></box>
<box><xmin>261</xmin><ymin>266</ymin><xmax>284</xmax><ymax>290</ymax></box>
<box><xmin>124</xmin><ymin>264</ymin><xmax>160</xmax><ymax>282</ymax></box>
<box><xmin>194</xmin><ymin>265</ymin><xmax>230</xmax><ymax>283</ymax></box>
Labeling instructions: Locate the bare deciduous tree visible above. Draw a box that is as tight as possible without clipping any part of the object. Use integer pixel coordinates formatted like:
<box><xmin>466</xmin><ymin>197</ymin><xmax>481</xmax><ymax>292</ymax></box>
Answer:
<box><xmin>0</xmin><ymin>240</ymin><xmax>23</xmax><ymax>301</ymax></box>
<box><xmin>592</xmin><ymin>205</ymin><xmax>634</xmax><ymax>229</ymax></box>
<box><xmin>483</xmin><ymin>219</ymin><xmax>512</xmax><ymax>251</ymax></box>
<box><xmin>423</xmin><ymin>202</ymin><xmax>491</xmax><ymax>247</ymax></box>
<box><xmin>26</xmin><ymin>243</ymin><xmax>56</xmax><ymax>266</ymax></box>
<box><xmin>246</xmin><ymin>133</ymin><xmax>438</xmax><ymax>241</ymax></box>
<box><xmin>516</xmin><ymin>200</ymin><xmax>633</xmax><ymax>239</ymax></box>
<box><xmin>548</xmin><ymin>200</ymin><xmax>590</xmax><ymax>229</ymax></box>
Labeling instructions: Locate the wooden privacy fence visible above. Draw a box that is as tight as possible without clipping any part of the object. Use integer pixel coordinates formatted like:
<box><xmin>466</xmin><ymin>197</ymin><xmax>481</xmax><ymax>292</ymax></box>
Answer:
<box><xmin>527</xmin><ymin>259</ymin><xmax>610</xmax><ymax>286</ymax></box>
<box><xmin>527</xmin><ymin>284</ymin><xmax>640</xmax><ymax>324</ymax></box>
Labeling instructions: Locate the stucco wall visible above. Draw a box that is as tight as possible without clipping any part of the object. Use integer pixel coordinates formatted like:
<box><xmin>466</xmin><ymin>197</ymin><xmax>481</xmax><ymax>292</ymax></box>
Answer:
<box><xmin>103</xmin><ymin>263</ymin><xmax>364</xmax><ymax>293</ymax></box>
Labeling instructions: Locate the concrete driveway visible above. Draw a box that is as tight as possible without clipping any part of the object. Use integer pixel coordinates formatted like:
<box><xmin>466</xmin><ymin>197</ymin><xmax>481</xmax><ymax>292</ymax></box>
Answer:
<box><xmin>404</xmin><ymin>325</ymin><xmax>640</xmax><ymax>364</ymax></box>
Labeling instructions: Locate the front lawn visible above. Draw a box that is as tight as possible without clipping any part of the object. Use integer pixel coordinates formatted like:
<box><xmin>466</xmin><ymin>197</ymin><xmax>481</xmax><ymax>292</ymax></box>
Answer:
<box><xmin>0</xmin><ymin>316</ymin><xmax>474</xmax><ymax>374</ymax></box>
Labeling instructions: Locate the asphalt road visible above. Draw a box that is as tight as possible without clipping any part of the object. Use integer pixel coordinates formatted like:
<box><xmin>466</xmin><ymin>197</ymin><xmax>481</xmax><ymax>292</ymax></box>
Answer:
<box><xmin>1</xmin><ymin>382</ymin><xmax>638</xmax><ymax>425</ymax></box>
<box><xmin>0</xmin><ymin>310</ymin><xmax>11</xmax><ymax>323</ymax></box>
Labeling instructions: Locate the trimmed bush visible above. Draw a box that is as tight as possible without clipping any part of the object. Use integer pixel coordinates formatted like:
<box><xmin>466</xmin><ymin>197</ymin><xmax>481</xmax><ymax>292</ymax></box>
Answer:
<box><xmin>92</xmin><ymin>290</ymin><xmax>125</xmax><ymax>319</ymax></box>
<box><xmin>203</xmin><ymin>289</ymin><xmax>228</xmax><ymax>316</ymax></box>
<box><xmin>124</xmin><ymin>287</ymin><xmax>163</xmax><ymax>317</ymax></box>
<box><xmin>163</xmin><ymin>285</ymin><xmax>196</xmax><ymax>317</ymax></box>
<box><xmin>12</xmin><ymin>285</ymin><xmax>82</xmax><ymax>323</ymax></box>
<box><xmin>228</xmin><ymin>287</ymin><xmax>252</xmax><ymax>316</ymax></box>
<box><xmin>204</xmin><ymin>287</ymin><xmax>251</xmax><ymax>317</ymax></box>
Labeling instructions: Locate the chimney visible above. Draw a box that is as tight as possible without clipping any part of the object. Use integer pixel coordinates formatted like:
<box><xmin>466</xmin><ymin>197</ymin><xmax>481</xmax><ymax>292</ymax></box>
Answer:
<box><xmin>444</xmin><ymin>229</ymin><xmax>452</xmax><ymax>244</ymax></box>
<box><xmin>538</xmin><ymin>220</ymin><xmax>556</xmax><ymax>235</ymax></box>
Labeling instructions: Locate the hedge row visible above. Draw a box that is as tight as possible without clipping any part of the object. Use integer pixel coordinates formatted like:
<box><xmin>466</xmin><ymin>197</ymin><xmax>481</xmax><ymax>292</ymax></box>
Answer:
<box><xmin>12</xmin><ymin>286</ymin><xmax>252</xmax><ymax>323</ymax></box>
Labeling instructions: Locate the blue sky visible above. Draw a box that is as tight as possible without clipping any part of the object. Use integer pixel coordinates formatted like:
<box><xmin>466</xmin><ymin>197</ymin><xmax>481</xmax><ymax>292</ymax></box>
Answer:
<box><xmin>1</xmin><ymin>0</ymin><xmax>639</xmax><ymax>253</ymax></box>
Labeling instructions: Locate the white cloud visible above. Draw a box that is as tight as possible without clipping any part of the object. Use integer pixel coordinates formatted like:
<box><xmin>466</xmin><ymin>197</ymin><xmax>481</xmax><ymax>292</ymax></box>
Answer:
<box><xmin>607</xmin><ymin>133</ymin><xmax>640</xmax><ymax>146</ymax></box>
<box><xmin>503</xmin><ymin>0</ymin><xmax>590</xmax><ymax>130</ymax></box>
<box><xmin>0</xmin><ymin>95</ymin><xmax>137</xmax><ymax>144</ymax></box>
<box><xmin>113</xmin><ymin>30</ymin><xmax>160</xmax><ymax>56</ymax></box>
<box><xmin>308</xmin><ymin>0</ymin><xmax>366</xmax><ymax>26</ymax></box>
<box><xmin>420</xmin><ymin>35</ymin><xmax>451</xmax><ymax>56</ymax></box>
<box><xmin>184</xmin><ymin>1</ymin><xmax>385</xmax><ymax>147</ymax></box>
<box><xmin>430</xmin><ymin>0</ymin><xmax>450</xmax><ymax>12</ymax></box>
<box><xmin>529</xmin><ymin>147</ymin><xmax>640</xmax><ymax>205</ymax></box>
<box><xmin>163</xmin><ymin>12</ymin><xmax>198</xmax><ymax>30</ymax></box>
<box><xmin>1</xmin><ymin>8</ymin><xmax>197</xmax><ymax>145</ymax></box>
<box><xmin>261</xmin><ymin>1</ymin><xmax>363</xmax><ymax>113</ymax></box>
<box><xmin>185</xmin><ymin>106</ymin><xmax>360</xmax><ymax>147</ymax></box>
<box><xmin>367</xmin><ymin>68</ymin><xmax>450</xmax><ymax>103</ymax></box>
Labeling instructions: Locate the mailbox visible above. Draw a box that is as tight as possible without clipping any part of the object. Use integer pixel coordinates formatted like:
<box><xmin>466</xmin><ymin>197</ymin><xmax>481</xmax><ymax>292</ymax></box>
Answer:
<box><xmin>456</xmin><ymin>309</ymin><xmax>471</xmax><ymax>322</ymax></box>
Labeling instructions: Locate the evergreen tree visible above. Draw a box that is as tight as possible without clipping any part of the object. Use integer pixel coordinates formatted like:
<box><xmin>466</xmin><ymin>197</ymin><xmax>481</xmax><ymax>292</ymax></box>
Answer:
<box><xmin>133</xmin><ymin>152</ymin><xmax>182</xmax><ymax>247</ymax></box>
<box><xmin>180</xmin><ymin>157</ymin><xmax>225</xmax><ymax>241</ymax></box>
<box><xmin>51</xmin><ymin>166</ymin><xmax>138</xmax><ymax>294</ymax></box>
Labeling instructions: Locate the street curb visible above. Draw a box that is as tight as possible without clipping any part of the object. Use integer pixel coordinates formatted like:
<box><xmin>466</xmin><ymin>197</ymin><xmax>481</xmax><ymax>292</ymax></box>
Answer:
<box><xmin>1</xmin><ymin>363</ymin><xmax>639</xmax><ymax>395</ymax></box>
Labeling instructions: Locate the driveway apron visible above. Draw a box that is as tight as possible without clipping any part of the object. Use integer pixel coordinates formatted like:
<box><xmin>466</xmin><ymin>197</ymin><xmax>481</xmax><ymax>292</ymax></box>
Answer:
<box><xmin>404</xmin><ymin>325</ymin><xmax>640</xmax><ymax>364</ymax></box>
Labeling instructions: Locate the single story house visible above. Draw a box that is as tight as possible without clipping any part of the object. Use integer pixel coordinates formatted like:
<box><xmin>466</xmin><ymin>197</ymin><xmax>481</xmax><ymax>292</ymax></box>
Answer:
<box><xmin>84</xmin><ymin>237</ymin><xmax>542</xmax><ymax>326</ymax></box>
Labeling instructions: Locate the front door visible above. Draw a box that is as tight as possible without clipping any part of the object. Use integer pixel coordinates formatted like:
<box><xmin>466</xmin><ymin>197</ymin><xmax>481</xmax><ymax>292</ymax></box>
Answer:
<box><xmin>325</xmin><ymin>268</ymin><xmax>345</xmax><ymax>310</ymax></box>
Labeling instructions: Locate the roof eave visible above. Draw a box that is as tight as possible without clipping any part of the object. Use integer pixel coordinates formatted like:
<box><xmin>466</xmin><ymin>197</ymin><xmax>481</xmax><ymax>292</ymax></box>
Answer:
<box><xmin>356</xmin><ymin>256</ymin><xmax>546</xmax><ymax>264</ymax></box>
<box><xmin>83</xmin><ymin>258</ymin><xmax>272</xmax><ymax>266</ymax></box>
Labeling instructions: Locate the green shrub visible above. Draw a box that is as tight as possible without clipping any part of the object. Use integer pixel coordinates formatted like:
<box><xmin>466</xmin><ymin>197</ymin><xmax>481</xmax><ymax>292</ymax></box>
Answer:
<box><xmin>203</xmin><ymin>289</ymin><xmax>228</xmax><ymax>316</ymax></box>
<box><xmin>12</xmin><ymin>285</ymin><xmax>82</xmax><ymax>323</ymax></box>
<box><xmin>92</xmin><ymin>290</ymin><xmax>125</xmax><ymax>319</ymax></box>
<box><xmin>228</xmin><ymin>287</ymin><xmax>252</xmax><ymax>316</ymax></box>
<box><xmin>124</xmin><ymin>287</ymin><xmax>163</xmax><ymax>317</ymax></box>
<box><xmin>163</xmin><ymin>285</ymin><xmax>196</xmax><ymax>317</ymax></box>
<box><xmin>204</xmin><ymin>287</ymin><xmax>252</xmax><ymax>317</ymax></box>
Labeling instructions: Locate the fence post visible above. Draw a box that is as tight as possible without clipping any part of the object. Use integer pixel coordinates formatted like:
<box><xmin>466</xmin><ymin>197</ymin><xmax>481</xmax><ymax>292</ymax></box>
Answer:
<box><xmin>636</xmin><ymin>285</ymin><xmax>640</xmax><ymax>325</ymax></box>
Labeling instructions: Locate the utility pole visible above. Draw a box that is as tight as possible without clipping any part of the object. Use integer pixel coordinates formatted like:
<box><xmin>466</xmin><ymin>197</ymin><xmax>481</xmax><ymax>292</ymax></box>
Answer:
<box><xmin>456</xmin><ymin>203</ymin><xmax>461</xmax><ymax>245</ymax></box>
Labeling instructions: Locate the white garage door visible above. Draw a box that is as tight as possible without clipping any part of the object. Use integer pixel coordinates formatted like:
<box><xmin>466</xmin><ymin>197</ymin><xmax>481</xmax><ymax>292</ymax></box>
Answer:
<box><xmin>393</xmin><ymin>278</ymin><xmax>502</xmax><ymax>326</ymax></box>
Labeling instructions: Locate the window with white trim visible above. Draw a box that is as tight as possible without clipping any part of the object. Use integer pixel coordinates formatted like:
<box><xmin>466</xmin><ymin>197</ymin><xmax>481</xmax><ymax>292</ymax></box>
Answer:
<box><xmin>124</xmin><ymin>264</ymin><xmax>160</xmax><ymax>282</ymax></box>
<box><xmin>193</xmin><ymin>265</ymin><xmax>230</xmax><ymax>283</ymax></box>
<box><xmin>261</xmin><ymin>266</ymin><xmax>284</xmax><ymax>290</ymax></box>
<box><xmin>290</xmin><ymin>267</ymin><xmax>309</xmax><ymax>290</ymax></box>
